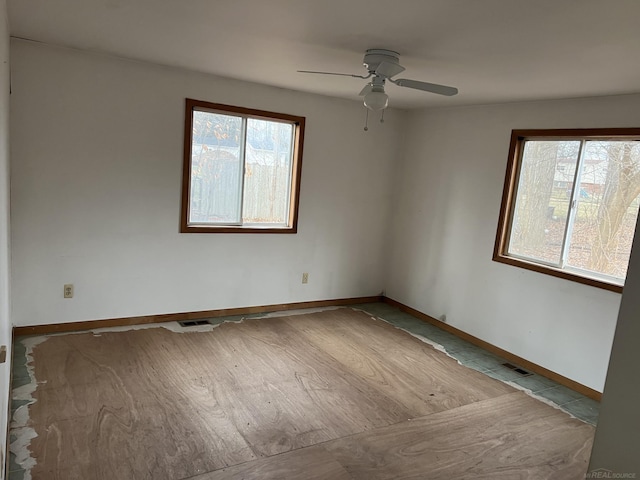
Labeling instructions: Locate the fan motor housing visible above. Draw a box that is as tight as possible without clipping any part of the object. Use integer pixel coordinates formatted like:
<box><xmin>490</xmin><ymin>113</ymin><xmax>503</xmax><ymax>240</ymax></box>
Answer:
<box><xmin>363</xmin><ymin>49</ymin><xmax>401</xmax><ymax>73</ymax></box>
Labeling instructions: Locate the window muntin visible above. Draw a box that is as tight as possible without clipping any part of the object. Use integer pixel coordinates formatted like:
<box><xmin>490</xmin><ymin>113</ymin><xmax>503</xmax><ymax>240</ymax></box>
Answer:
<box><xmin>495</xmin><ymin>129</ymin><xmax>640</xmax><ymax>292</ymax></box>
<box><xmin>181</xmin><ymin>100</ymin><xmax>304</xmax><ymax>233</ymax></box>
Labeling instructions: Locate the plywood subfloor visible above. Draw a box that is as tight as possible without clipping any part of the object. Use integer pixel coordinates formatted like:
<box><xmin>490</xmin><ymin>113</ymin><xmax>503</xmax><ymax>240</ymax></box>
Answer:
<box><xmin>12</xmin><ymin>308</ymin><xmax>594</xmax><ymax>479</ymax></box>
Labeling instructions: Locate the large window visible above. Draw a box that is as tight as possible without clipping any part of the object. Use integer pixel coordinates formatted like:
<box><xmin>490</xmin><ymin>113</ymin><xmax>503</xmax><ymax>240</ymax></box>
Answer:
<box><xmin>494</xmin><ymin>129</ymin><xmax>640</xmax><ymax>292</ymax></box>
<box><xmin>181</xmin><ymin>99</ymin><xmax>305</xmax><ymax>233</ymax></box>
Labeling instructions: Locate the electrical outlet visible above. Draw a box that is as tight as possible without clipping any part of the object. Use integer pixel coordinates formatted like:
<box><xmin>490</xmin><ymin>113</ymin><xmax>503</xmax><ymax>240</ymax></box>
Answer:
<box><xmin>64</xmin><ymin>284</ymin><xmax>74</xmax><ymax>298</ymax></box>
<box><xmin>302</xmin><ymin>273</ymin><xmax>309</xmax><ymax>284</ymax></box>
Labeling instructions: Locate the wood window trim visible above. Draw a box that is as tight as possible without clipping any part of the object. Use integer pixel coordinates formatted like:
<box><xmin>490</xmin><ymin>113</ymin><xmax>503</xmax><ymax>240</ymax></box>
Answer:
<box><xmin>493</xmin><ymin>128</ymin><xmax>640</xmax><ymax>294</ymax></box>
<box><xmin>181</xmin><ymin>98</ymin><xmax>305</xmax><ymax>234</ymax></box>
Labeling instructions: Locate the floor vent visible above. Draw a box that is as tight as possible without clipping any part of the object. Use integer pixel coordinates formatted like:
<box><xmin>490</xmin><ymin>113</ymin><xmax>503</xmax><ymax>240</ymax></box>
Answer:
<box><xmin>178</xmin><ymin>320</ymin><xmax>210</xmax><ymax>327</ymax></box>
<box><xmin>502</xmin><ymin>362</ymin><xmax>533</xmax><ymax>376</ymax></box>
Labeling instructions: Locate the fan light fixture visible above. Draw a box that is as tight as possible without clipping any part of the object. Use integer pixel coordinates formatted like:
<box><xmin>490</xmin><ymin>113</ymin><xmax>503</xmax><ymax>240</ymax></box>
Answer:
<box><xmin>297</xmin><ymin>48</ymin><xmax>458</xmax><ymax>131</ymax></box>
<box><xmin>363</xmin><ymin>88</ymin><xmax>389</xmax><ymax>111</ymax></box>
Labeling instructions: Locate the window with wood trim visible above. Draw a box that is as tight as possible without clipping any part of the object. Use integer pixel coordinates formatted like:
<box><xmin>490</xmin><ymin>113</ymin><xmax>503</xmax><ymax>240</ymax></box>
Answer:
<box><xmin>181</xmin><ymin>99</ymin><xmax>305</xmax><ymax>233</ymax></box>
<box><xmin>494</xmin><ymin>129</ymin><xmax>640</xmax><ymax>292</ymax></box>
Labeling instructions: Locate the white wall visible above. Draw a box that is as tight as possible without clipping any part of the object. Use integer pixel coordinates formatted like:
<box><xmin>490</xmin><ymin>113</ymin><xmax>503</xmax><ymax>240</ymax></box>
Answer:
<box><xmin>0</xmin><ymin>0</ymin><xmax>10</xmax><ymax>477</ymax></box>
<box><xmin>9</xmin><ymin>39</ymin><xmax>403</xmax><ymax>326</ymax></box>
<box><xmin>588</xmin><ymin>200</ymin><xmax>640</xmax><ymax>473</ymax></box>
<box><xmin>388</xmin><ymin>95</ymin><xmax>640</xmax><ymax>392</ymax></box>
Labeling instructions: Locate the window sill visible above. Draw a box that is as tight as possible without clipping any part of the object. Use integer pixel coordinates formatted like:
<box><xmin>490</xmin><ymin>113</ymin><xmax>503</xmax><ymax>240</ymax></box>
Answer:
<box><xmin>492</xmin><ymin>253</ymin><xmax>623</xmax><ymax>294</ymax></box>
<box><xmin>181</xmin><ymin>225</ymin><xmax>298</xmax><ymax>234</ymax></box>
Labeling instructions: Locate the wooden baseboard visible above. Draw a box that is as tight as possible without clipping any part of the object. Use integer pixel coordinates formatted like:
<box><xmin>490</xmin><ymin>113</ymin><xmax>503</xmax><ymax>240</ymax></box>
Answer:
<box><xmin>382</xmin><ymin>296</ymin><xmax>602</xmax><ymax>402</ymax></box>
<box><xmin>13</xmin><ymin>296</ymin><xmax>383</xmax><ymax>336</ymax></box>
<box><xmin>13</xmin><ymin>295</ymin><xmax>600</xmax><ymax>401</ymax></box>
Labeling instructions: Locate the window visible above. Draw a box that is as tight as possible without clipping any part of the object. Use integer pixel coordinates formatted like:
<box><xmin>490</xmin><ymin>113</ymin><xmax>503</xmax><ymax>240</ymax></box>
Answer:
<box><xmin>494</xmin><ymin>129</ymin><xmax>640</xmax><ymax>292</ymax></box>
<box><xmin>181</xmin><ymin>99</ymin><xmax>305</xmax><ymax>233</ymax></box>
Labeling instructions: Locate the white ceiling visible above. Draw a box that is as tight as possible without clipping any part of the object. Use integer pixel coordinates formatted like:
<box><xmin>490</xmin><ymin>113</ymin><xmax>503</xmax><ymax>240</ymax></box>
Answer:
<box><xmin>8</xmin><ymin>0</ymin><xmax>640</xmax><ymax>109</ymax></box>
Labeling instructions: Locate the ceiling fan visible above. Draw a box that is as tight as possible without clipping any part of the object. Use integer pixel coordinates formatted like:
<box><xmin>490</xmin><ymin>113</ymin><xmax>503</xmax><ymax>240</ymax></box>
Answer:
<box><xmin>298</xmin><ymin>49</ymin><xmax>458</xmax><ymax>113</ymax></box>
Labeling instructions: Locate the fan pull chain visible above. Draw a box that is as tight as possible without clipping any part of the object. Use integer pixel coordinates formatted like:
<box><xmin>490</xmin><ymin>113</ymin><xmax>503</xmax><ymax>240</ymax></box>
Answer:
<box><xmin>364</xmin><ymin>109</ymin><xmax>369</xmax><ymax>131</ymax></box>
<box><xmin>380</xmin><ymin>110</ymin><xmax>385</xmax><ymax>123</ymax></box>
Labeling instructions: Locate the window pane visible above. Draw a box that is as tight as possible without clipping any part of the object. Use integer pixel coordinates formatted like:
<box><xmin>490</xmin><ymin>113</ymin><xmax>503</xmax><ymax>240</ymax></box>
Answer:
<box><xmin>567</xmin><ymin>141</ymin><xmax>640</xmax><ymax>279</ymax></box>
<box><xmin>242</xmin><ymin>119</ymin><xmax>293</xmax><ymax>225</ymax></box>
<box><xmin>508</xmin><ymin>140</ymin><xmax>581</xmax><ymax>265</ymax></box>
<box><xmin>189</xmin><ymin>111</ymin><xmax>243</xmax><ymax>224</ymax></box>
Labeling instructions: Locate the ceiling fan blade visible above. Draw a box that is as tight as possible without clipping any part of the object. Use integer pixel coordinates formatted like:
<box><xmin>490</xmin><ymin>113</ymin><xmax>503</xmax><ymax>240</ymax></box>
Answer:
<box><xmin>297</xmin><ymin>70</ymin><xmax>371</xmax><ymax>79</ymax></box>
<box><xmin>392</xmin><ymin>78</ymin><xmax>458</xmax><ymax>96</ymax></box>
<box><xmin>359</xmin><ymin>84</ymin><xmax>373</xmax><ymax>96</ymax></box>
<box><xmin>375</xmin><ymin>61</ymin><xmax>405</xmax><ymax>79</ymax></box>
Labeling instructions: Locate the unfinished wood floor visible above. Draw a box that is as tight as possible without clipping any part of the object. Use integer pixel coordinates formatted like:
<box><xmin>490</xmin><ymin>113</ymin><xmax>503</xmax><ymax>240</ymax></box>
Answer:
<box><xmin>15</xmin><ymin>308</ymin><xmax>594</xmax><ymax>479</ymax></box>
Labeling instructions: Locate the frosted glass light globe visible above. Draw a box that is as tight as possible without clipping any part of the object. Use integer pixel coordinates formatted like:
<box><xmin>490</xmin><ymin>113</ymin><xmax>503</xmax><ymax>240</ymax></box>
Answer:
<box><xmin>364</xmin><ymin>91</ymin><xmax>389</xmax><ymax>111</ymax></box>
